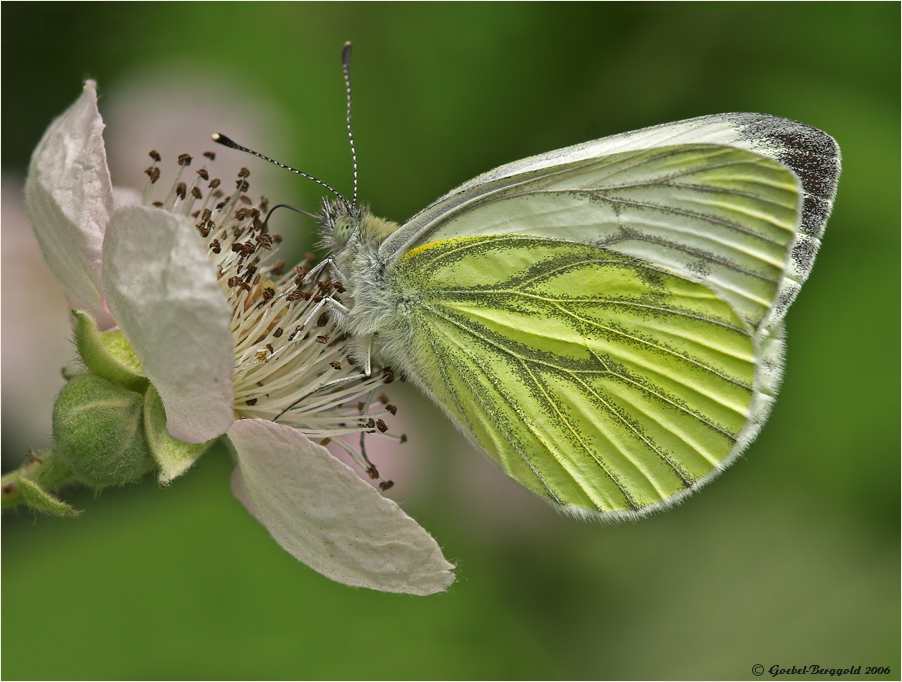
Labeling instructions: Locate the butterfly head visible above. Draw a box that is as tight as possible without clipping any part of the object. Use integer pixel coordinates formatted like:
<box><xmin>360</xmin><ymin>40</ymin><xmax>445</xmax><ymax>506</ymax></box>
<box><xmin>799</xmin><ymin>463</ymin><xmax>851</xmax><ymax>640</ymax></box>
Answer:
<box><xmin>319</xmin><ymin>197</ymin><xmax>400</xmax><ymax>254</ymax></box>
<box><xmin>319</xmin><ymin>198</ymin><xmax>361</xmax><ymax>250</ymax></box>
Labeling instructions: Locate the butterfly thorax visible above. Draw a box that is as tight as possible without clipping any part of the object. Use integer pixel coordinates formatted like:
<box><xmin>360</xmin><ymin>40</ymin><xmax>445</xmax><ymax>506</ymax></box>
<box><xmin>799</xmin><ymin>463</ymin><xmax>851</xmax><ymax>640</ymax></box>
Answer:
<box><xmin>318</xmin><ymin>199</ymin><xmax>410</xmax><ymax>353</ymax></box>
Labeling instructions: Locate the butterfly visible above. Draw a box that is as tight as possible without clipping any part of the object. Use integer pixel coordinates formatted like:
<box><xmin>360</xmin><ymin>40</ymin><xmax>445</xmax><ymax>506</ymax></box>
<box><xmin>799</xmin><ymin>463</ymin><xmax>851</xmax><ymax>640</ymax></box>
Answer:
<box><xmin>217</xmin><ymin>46</ymin><xmax>841</xmax><ymax>520</ymax></box>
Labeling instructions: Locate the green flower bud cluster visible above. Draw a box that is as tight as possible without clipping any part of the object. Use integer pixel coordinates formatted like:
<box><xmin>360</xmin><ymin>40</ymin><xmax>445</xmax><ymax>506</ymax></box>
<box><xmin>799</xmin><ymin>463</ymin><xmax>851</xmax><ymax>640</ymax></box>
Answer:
<box><xmin>2</xmin><ymin>310</ymin><xmax>214</xmax><ymax>516</ymax></box>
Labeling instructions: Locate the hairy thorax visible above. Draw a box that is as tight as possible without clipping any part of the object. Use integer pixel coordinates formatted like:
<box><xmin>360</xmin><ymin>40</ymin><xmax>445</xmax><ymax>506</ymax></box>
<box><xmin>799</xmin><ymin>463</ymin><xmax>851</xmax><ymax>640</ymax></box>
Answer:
<box><xmin>318</xmin><ymin>201</ymin><xmax>415</xmax><ymax>366</ymax></box>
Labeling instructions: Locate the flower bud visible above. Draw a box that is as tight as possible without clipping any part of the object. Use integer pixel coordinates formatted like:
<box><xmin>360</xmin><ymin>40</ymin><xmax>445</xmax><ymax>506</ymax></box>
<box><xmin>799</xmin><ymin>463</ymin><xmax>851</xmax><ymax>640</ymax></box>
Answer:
<box><xmin>52</xmin><ymin>373</ymin><xmax>153</xmax><ymax>487</ymax></box>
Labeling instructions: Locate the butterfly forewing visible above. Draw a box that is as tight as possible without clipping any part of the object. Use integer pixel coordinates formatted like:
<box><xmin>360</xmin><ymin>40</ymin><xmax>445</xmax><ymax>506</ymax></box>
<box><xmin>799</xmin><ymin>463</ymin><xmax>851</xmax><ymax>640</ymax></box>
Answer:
<box><xmin>393</xmin><ymin>145</ymin><xmax>799</xmax><ymax>334</ymax></box>
<box><xmin>395</xmin><ymin>236</ymin><xmax>756</xmax><ymax>515</ymax></box>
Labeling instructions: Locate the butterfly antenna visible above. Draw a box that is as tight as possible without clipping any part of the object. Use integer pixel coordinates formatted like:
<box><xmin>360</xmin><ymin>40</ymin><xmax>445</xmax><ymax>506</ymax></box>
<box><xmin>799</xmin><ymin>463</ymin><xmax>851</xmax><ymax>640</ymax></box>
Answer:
<box><xmin>211</xmin><ymin>133</ymin><xmax>350</xmax><ymax>207</ymax></box>
<box><xmin>341</xmin><ymin>41</ymin><xmax>358</xmax><ymax>209</ymax></box>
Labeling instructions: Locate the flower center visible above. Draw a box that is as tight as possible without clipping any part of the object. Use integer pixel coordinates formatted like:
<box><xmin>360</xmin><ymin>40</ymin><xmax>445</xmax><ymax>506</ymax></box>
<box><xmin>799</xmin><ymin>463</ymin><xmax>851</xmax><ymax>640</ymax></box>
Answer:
<box><xmin>142</xmin><ymin>150</ymin><xmax>400</xmax><ymax>486</ymax></box>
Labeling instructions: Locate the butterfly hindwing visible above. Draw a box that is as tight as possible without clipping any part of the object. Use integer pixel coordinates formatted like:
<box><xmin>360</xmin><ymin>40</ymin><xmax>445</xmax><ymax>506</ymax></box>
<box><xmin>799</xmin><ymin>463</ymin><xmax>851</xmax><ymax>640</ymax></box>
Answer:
<box><xmin>393</xmin><ymin>236</ymin><xmax>757</xmax><ymax>516</ymax></box>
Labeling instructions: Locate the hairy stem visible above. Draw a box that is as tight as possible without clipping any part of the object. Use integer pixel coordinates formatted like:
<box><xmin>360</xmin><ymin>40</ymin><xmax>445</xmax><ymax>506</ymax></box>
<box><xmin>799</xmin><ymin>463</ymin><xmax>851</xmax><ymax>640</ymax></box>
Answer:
<box><xmin>2</xmin><ymin>449</ymin><xmax>79</xmax><ymax>515</ymax></box>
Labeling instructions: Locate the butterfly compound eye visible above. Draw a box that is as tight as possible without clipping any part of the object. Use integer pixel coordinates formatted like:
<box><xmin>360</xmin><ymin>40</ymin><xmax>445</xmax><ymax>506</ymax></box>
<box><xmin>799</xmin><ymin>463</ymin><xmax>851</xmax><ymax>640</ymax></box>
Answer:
<box><xmin>333</xmin><ymin>215</ymin><xmax>357</xmax><ymax>246</ymax></box>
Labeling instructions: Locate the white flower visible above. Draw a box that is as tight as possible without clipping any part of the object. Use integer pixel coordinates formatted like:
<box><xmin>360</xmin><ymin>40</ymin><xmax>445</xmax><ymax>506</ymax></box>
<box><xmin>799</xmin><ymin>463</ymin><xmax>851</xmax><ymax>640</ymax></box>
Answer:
<box><xmin>23</xmin><ymin>81</ymin><xmax>454</xmax><ymax>596</ymax></box>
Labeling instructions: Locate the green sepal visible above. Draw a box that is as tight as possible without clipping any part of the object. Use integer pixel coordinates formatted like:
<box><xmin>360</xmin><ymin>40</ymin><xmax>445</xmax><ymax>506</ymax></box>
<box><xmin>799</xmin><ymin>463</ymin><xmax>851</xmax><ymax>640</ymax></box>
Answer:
<box><xmin>18</xmin><ymin>478</ymin><xmax>79</xmax><ymax>517</ymax></box>
<box><xmin>144</xmin><ymin>384</ymin><xmax>216</xmax><ymax>485</ymax></box>
<box><xmin>73</xmin><ymin>309</ymin><xmax>147</xmax><ymax>392</ymax></box>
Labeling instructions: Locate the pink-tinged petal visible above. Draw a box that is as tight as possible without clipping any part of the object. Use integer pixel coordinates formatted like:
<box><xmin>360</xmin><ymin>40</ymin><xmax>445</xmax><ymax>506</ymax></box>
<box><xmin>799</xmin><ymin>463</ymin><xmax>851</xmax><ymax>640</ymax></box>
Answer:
<box><xmin>2</xmin><ymin>177</ymin><xmax>74</xmax><ymax>457</ymax></box>
<box><xmin>24</xmin><ymin>80</ymin><xmax>115</xmax><ymax>330</ymax></box>
<box><xmin>228</xmin><ymin>419</ymin><xmax>455</xmax><ymax>596</ymax></box>
<box><xmin>102</xmin><ymin>204</ymin><xmax>234</xmax><ymax>443</ymax></box>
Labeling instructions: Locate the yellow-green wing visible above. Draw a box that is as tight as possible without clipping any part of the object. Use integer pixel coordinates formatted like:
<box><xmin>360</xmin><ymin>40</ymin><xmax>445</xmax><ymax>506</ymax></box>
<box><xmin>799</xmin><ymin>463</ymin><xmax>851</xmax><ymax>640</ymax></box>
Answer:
<box><xmin>394</xmin><ymin>235</ymin><xmax>760</xmax><ymax>517</ymax></box>
<box><xmin>378</xmin><ymin>115</ymin><xmax>839</xmax><ymax>517</ymax></box>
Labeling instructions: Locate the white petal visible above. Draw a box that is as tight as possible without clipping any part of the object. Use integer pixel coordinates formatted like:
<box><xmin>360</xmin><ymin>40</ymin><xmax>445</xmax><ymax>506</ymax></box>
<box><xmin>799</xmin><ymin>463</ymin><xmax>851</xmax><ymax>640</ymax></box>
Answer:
<box><xmin>112</xmin><ymin>186</ymin><xmax>143</xmax><ymax>211</ymax></box>
<box><xmin>24</xmin><ymin>80</ymin><xmax>115</xmax><ymax>330</ymax></box>
<box><xmin>102</xmin><ymin>204</ymin><xmax>234</xmax><ymax>443</ymax></box>
<box><xmin>228</xmin><ymin>419</ymin><xmax>455</xmax><ymax>596</ymax></box>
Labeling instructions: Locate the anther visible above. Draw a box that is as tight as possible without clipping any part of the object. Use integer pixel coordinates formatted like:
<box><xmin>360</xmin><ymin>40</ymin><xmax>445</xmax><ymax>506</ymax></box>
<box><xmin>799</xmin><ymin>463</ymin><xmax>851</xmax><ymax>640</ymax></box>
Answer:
<box><xmin>175</xmin><ymin>182</ymin><xmax>187</xmax><ymax>200</ymax></box>
<box><xmin>385</xmin><ymin>404</ymin><xmax>397</xmax><ymax>415</ymax></box>
<box><xmin>316</xmin><ymin>335</ymin><xmax>330</xmax><ymax>344</ymax></box>
<box><xmin>273</xmin><ymin>328</ymin><xmax>284</xmax><ymax>338</ymax></box>
<box><xmin>178</xmin><ymin>153</ymin><xmax>193</xmax><ymax>167</ymax></box>
<box><xmin>197</xmin><ymin>168</ymin><xmax>209</xmax><ymax>180</ymax></box>
<box><xmin>379</xmin><ymin>481</ymin><xmax>394</xmax><ymax>492</ymax></box>
<box><xmin>245</xmin><ymin>398</ymin><xmax>258</xmax><ymax>406</ymax></box>
<box><xmin>203</xmin><ymin>151</ymin><xmax>216</xmax><ymax>160</ymax></box>
<box><xmin>149</xmin><ymin>150</ymin><xmax>161</xmax><ymax>162</ymax></box>
<box><xmin>330</xmin><ymin>361</ymin><xmax>342</xmax><ymax>370</ymax></box>
<box><xmin>375</xmin><ymin>419</ymin><xmax>388</xmax><ymax>433</ymax></box>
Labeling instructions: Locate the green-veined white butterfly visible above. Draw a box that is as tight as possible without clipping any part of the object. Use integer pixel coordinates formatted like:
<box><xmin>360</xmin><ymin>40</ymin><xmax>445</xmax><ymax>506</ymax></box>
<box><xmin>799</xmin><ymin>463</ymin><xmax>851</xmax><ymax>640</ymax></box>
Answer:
<box><xmin>216</xmin><ymin>45</ymin><xmax>840</xmax><ymax>520</ymax></box>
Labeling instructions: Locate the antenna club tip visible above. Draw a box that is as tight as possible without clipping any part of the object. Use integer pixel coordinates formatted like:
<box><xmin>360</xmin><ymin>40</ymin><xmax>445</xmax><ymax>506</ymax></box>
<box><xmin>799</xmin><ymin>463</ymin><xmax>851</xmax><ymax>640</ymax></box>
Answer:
<box><xmin>342</xmin><ymin>42</ymin><xmax>353</xmax><ymax>60</ymax></box>
<box><xmin>211</xmin><ymin>133</ymin><xmax>236</xmax><ymax>148</ymax></box>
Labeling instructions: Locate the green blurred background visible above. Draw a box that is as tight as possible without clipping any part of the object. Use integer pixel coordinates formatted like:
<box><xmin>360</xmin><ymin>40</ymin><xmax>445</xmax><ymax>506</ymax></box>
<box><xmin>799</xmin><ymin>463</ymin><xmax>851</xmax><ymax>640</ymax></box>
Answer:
<box><xmin>2</xmin><ymin>3</ymin><xmax>898</xmax><ymax>679</ymax></box>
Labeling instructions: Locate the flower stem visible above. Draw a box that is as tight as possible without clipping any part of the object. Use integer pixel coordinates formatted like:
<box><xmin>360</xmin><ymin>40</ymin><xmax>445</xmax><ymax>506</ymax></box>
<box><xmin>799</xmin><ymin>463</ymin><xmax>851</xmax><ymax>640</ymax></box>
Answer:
<box><xmin>1</xmin><ymin>449</ymin><xmax>80</xmax><ymax>516</ymax></box>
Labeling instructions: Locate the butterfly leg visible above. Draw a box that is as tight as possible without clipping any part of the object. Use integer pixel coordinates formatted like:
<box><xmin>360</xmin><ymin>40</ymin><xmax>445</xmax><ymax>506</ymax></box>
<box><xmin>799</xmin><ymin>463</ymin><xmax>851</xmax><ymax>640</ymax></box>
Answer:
<box><xmin>303</xmin><ymin>255</ymin><xmax>350</xmax><ymax>290</ymax></box>
<box><xmin>362</xmin><ymin>335</ymin><xmax>374</xmax><ymax>377</ymax></box>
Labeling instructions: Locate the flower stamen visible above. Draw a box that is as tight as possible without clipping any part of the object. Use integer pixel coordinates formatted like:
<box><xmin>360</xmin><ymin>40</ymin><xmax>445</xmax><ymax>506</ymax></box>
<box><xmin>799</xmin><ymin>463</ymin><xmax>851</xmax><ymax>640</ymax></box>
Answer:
<box><xmin>143</xmin><ymin>153</ymin><xmax>396</xmax><ymax>482</ymax></box>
